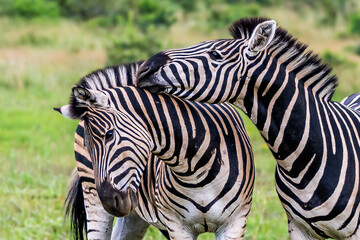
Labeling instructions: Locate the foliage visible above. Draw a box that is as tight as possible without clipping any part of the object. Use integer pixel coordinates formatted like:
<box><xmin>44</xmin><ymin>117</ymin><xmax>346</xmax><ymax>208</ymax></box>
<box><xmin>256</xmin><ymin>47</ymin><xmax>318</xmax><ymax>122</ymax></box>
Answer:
<box><xmin>349</xmin><ymin>11</ymin><xmax>360</xmax><ymax>35</ymax></box>
<box><xmin>137</xmin><ymin>0</ymin><xmax>176</xmax><ymax>31</ymax></box>
<box><xmin>175</xmin><ymin>0</ymin><xmax>198</xmax><ymax>12</ymax></box>
<box><xmin>321</xmin><ymin>50</ymin><xmax>358</xmax><ymax>101</ymax></box>
<box><xmin>206</xmin><ymin>2</ymin><xmax>260</xmax><ymax>29</ymax></box>
<box><xmin>321</xmin><ymin>50</ymin><xmax>355</xmax><ymax>68</ymax></box>
<box><xmin>56</xmin><ymin>0</ymin><xmax>121</xmax><ymax>19</ymax></box>
<box><xmin>0</xmin><ymin>0</ymin><xmax>14</xmax><ymax>15</ymax></box>
<box><xmin>12</xmin><ymin>0</ymin><xmax>60</xmax><ymax>18</ymax></box>
<box><xmin>106</xmin><ymin>24</ymin><xmax>168</xmax><ymax>66</ymax></box>
<box><xmin>19</xmin><ymin>32</ymin><xmax>54</xmax><ymax>46</ymax></box>
<box><xmin>56</xmin><ymin>0</ymin><xmax>176</xmax><ymax>29</ymax></box>
<box><xmin>292</xmin><ymin>0</ymin><xmax>358</xmax><ymax>26</ymax></box>
<box><xmin>105</xmin><ymin>0</ymin><xmax>175</xmax><ymax>66</ymax></box>
<box><xmin>350</xmin><ymin>44</ymin><xmax>360</xmax><ymax>56</ymax></box>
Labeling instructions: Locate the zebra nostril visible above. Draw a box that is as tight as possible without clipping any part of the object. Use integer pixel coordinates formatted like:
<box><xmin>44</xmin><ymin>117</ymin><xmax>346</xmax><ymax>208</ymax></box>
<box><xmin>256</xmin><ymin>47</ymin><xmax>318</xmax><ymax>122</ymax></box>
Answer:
<box><xmin>137</xmin><ymin>65</ymin><xmax>151</xmax><ymax>81</ymax></box>
<box><xmin>137</xmin><ymin>52</ymin><xmax>171</xmax><ymax>88</ymax></box>
<box><xmin>114</xmin><ymin>195</ymin><xmax>120</xmax><ymax>209</ymax></box>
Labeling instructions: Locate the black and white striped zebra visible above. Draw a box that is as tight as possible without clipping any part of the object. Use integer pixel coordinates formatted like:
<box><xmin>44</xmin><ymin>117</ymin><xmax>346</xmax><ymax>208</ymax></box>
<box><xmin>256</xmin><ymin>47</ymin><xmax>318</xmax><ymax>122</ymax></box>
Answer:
<box><xmin>57</xmin><ymin>83</ymin><xmax>254</xmax><ymax>239</ymax></box>
<box><xmin>65</xmin><ymin>148</ymin><xmax>167</xmax><ymax>240</ymax></box>
<box><xmin>65</xmin><ymin>124</ymin><xmax>157</xmax><ymax>240</ymax></box>
<box><xmin>136</xmin><ymin>17</ymin><xmax>360</xmax><ymax>239</ymax></box>
<box><xmin>63</xmin><ymin>62</ymin><xmax>159</xmax><ymax>240</ymax></box>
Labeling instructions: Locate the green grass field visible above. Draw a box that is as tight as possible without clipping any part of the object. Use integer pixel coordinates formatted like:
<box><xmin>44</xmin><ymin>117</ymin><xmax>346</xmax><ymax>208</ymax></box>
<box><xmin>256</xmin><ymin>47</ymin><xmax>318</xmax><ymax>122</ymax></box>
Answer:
<box><xmin>1</xmin><ymin>5</ymin><xmax>360</xmax><ymax>239</ymax></box>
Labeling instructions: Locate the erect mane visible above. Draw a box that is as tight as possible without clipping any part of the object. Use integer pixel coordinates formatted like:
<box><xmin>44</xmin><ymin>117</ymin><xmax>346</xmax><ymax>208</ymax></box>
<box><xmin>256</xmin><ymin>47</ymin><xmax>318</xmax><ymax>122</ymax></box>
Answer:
<box><xmin>74</xmin><ymin>61</ymin><xmax>143</xmax><ymax>90</ymax></box>
<box><xmin>68</xmin><ymin>61</ymin><xmax>143</xmax><ymax>119</ymax></box>
<box><xmin>229</xmin><ymin>17</ymin><xmax>272</xmax><ymax>39</ymax></box>
<box><xmin>229</xmin><ymin>17</ymin><xmax>338</xmax><ymax>101</ymax></box>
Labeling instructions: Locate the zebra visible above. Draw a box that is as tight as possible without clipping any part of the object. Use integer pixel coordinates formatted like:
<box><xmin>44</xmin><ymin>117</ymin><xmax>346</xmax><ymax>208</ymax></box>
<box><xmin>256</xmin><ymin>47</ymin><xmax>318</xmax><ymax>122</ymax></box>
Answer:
<box><xmin>56</xmin><ymin>84</ymin><xmax>255</xmax><ymax>239</ymax></box>
<box><xmin>62</xmin><ymin>62</ymin><xmax>169</xmax><ymax>240</ymax></box>
<box><xmin>65</xmin><ymin>124</ymin><xmax>155</xmax><ymax>240</ymax></box>
<box><xmin>65</xmin><ymin>149</ymin><xmax>167</xmax><ymax>240</ymax></box>
<box><xmin>136</xmin><ymin>17</ymin><xmax>360</xmax><ymax>239</ymax></box>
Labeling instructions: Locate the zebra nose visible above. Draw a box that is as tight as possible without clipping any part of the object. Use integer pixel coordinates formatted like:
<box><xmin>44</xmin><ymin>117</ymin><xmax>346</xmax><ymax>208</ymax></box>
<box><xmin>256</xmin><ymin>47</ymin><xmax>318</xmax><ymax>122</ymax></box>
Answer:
<box><xmin>97</xmin><ymin>180</ymin><xmax>138</xmax><ymax>217</ymax></box>
<box><xmin>136</xmin><ymin>52</ymin><xmax>170</xmax><ymax>91</ymax></box>
<box><xmin>137</xmin><ymin>65</ymin><xmax>151</xmax><ymax>81</ymax></box>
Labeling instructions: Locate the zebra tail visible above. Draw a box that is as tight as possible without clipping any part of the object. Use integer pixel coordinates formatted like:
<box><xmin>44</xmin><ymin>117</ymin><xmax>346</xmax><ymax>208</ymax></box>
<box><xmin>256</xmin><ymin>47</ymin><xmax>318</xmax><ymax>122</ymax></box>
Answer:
<box><xmin>64</xmin><ymin>170</ymin><xmax>87</xmax><ymax>240</ymax></box>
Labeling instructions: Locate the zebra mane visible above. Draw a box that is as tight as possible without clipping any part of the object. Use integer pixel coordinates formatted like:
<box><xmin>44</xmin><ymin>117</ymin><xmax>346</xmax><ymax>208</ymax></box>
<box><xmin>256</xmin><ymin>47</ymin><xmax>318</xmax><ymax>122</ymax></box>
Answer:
<box><xmin>74</xmin><ymin>61</ymin><xmax>143</xmax><ymax>91</ymax></box>
<box><xmin>68</xmin><ymin>61</ymin><xmax>143</xmax><ymax>119</ymax></box>
<box><xmin>229</xmin><ymin>17</ymin><xmax>338</xmax><ymax>101</ymax></box>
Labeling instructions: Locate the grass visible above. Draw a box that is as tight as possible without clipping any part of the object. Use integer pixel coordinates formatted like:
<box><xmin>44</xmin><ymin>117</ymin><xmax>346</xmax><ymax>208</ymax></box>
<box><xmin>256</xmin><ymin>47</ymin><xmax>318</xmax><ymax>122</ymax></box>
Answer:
<box><xmin>1</xmin><ymin>5</ymin><xmax>360</xmax><ymax>239</ymax></box>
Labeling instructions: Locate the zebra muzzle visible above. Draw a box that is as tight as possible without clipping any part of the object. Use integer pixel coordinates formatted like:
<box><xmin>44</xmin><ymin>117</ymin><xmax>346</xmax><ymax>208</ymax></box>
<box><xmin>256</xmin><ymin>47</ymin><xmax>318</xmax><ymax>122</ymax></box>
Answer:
<box><xmin>136</xmin><ymin>52</ymin><xmax>171</xmax><ymax>93</ymax></box>
<box><xmin>97</xmin><ymin>180</ymin><xmax>138</xmax><ymax>217</ymax></box>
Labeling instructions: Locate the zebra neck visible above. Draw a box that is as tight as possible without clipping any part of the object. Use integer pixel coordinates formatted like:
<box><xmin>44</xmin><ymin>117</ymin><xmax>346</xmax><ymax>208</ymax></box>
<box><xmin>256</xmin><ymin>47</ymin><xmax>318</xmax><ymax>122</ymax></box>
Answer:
<box><xmin>116</xmin><ymin>88</ymin><xmax>206</xmax><ymax>176</ymax></box>
<box><xmin>236</xmin><ymin>62</ymin><xmax>334</xmax><ymax>173</ymax></box>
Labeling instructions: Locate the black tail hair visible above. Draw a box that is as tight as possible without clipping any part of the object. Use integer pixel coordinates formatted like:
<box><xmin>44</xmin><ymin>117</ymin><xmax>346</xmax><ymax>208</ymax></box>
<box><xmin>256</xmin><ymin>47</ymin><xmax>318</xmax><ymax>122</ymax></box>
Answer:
<box><xmin>64</xmin><ymin>170</ymin><xmax>87</xmax><ymax>240</ymax></box>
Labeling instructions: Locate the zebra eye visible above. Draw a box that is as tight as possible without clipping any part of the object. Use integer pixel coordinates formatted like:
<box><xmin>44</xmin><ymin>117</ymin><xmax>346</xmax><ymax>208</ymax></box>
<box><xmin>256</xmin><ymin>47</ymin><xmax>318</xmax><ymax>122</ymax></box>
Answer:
<box><xmin>105</xmin><ymin>129</ymin><xmax>114</xmax><ymax>142</ymax></box>
<box><xmin>208</xmin><ymin>50</ymin><xmax>222</xmax><ymax>60</ymax></box>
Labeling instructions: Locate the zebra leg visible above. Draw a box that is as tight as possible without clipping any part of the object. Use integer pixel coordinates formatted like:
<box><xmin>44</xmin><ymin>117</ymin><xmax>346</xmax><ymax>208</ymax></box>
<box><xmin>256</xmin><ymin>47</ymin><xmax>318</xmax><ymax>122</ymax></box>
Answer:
<box><xmin>110</xmin><ymin>211</ymin><xmax>150</xmax><ymax>240</ymax></box>
<box><xmin>162</xmin><ymin>215</ymin><xmax>196</xmax><ymax>240</ymax></box>
<box><xmin>215</xmin><ymin>205</ymin><xmax>251</xmax><ymax>240</ymax></box>
<box><xmin>82</xmin><ymin>180</ymin><xmax>115</xmax><ymax>239</ymax></box>
<box><xmin>288</xmin><ymin>219</ymin><xmax>323</xmax><ymax>240</ymax></box>
<box><xmin>167</xmin><ymin>228</ymin><xmax>196</xmax><ymax>240</ymax></box>
<box><xmin>215</xmin><ymin>221</ymin><xmax>246</xmax><ymax>240</ymax></box>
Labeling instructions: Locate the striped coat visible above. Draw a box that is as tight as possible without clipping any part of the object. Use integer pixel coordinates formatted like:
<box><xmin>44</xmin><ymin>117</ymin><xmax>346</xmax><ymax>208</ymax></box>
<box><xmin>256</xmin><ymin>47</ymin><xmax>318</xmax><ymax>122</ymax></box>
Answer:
<box><xmin>136</xmin><ymin>17</ymin><xmax>360</xmax><ymax>239</ymax></box>
<box><xmin>59</xmin><ymin>63</ymin><xmax>254</xmax><ymax>239</ymax></box>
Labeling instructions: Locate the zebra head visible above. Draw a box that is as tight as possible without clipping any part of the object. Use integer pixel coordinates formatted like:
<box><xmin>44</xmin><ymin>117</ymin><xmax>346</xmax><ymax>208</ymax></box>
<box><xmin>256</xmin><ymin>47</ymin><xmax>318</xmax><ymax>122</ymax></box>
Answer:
<box><xmin>56</xmin><ymin>87</ymin><xmax>153</xmax><ymax>217</ymax></box>
<box><xmin>137</xmin><ymin>18</ymin><xmax>277</xmax><ymax>105</ymax></box>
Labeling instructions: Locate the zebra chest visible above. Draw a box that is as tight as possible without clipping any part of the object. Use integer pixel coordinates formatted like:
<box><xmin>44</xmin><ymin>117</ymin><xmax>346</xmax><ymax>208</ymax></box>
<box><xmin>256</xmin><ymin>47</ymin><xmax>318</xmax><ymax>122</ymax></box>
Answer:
<box><xmin>153</xmin><ymin>178</ymin><xmax>242</xmax><ymax>226</ymax></box>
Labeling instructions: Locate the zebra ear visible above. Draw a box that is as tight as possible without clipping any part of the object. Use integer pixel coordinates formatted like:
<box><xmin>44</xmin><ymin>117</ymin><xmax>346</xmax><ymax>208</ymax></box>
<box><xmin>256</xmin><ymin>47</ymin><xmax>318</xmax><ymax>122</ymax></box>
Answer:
<box><xmin>73</xmin><ymin>87</ymin><xmax>109</xmax><ymax>108</ymax></box>
<box><xmin>248</xmin><ymin>20</ymin><xmax>276</xmax><ymax>54</ymax></box>
<box><xmin>53</xmin><ymin>105</ymin><xmax>74</xmax><ymax>119</ymax></box>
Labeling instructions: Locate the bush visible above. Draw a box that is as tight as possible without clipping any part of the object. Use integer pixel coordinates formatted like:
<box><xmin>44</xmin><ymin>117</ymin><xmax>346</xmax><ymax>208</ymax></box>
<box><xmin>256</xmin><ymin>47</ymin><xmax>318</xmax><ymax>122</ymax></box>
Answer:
<box><xmin>349</xmin><ymin>12</ymin><xmax>360</xmax><ymax>35</ymax></box>
<box><xmin>322</xmin><ymin>50</ymin><xmax>355</xmax><ymax>68</ymax></box>
<box><xmin>0</xmin><ymin>0</ymin><xmax>14</xmax><ymax>15</ymax></box>
<box><xmin>106</xmin><ymin>25</ymin><xmax>169</xmax><ymax>66</ymax></box>
<box><xmin>175</xmin><ymin>0</ymin><xmax>198</xmax><ymax>12</ymax></box>
<box><xmin>13</xmin><ymin>0</ymin><xmax>60</xmax><ymax>18</ymax></box>
<box><xmin>19</xmin><ymin>32</ymin><xmax>53</xmax><ymax>46</ymax></box>
<box><xmin>57</xmin><ymin>0</ymin><xmax>124</xmax><ymax>19</ymax></box>
<box><xmin>207</xmin><ymin>3</ymin><xmax>260</xmax><ymax>29</ymax></box>
<box><xmin>57</xmin><ymin>0</ymin><xmax>177</xmax><ymax>27</ymax></box>
<box><xmin>86</xmin><ymin>16</ymin><xmax>120</xmax><ymax>29</ymax></box>
<box><xmin>137</xmin><ymin>0</ymin><xmax>176</xmax><ymax>31</ymax></box>
<box><xmin>345</xmin><ymin>44</ymin><xmax>360</xmax><ymax>56</ymax></box>
<box><xmin>104</xmin><ymin>0</ymin><xmax>175</xmax><ymax>66</ymax></box>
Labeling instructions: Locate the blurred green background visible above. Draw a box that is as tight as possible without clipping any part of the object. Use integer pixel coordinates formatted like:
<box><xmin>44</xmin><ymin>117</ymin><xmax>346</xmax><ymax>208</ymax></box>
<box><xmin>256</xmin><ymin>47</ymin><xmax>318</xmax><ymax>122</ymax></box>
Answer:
<box><xmin>1</xmin><ymin>0</ymin><xmax>360</xmax><ymax>239</ymax></box>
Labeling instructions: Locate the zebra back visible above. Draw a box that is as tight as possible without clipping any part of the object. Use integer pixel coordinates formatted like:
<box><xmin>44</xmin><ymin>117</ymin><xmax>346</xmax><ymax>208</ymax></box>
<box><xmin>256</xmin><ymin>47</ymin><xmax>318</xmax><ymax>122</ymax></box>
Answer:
<box><xmin>341</xmin><ymin>93</ymin><xmax>360</xmax><ymax>113</ymax></box>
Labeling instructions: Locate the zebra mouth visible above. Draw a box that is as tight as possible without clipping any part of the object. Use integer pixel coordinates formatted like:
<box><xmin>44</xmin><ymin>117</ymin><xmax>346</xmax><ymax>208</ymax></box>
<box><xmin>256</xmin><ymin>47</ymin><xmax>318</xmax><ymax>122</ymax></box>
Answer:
<box><xmin>136</xmin><ymin>53</ymin><xmax>171</xmax><ymax>94</ymax></box>
<box><xmin>140</xmin><ymin>82</ymin><xmax>166</xmax><ymax>94</ymax></box>
<box><xmin>97</xmin><ymin>181</ymin><xmax>138</xmax><ymax>217</ymax></box>
<box><xmin>137</xmin><ymin>73</ymin><xmax>169</xmax><ymax>94</ymax></box>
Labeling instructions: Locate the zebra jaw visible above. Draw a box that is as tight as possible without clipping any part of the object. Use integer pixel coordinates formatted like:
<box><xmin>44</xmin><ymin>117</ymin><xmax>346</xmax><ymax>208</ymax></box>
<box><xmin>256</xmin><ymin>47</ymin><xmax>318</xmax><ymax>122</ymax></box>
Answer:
<box><xmin>137</xmin><ymin>73</ymin><xmax>173</xmax><ymax>94</ymax></box>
